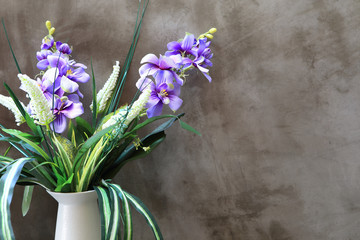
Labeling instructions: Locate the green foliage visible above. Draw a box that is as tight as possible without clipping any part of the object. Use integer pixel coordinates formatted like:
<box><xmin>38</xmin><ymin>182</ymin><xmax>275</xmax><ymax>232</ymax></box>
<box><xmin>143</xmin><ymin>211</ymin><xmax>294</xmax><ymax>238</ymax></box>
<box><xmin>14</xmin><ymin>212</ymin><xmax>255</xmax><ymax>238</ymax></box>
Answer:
<box><xmin>0</xmin><ymin>158</ymin><xmax>33</xmax><ymax>239</ymax></box>
<box><xmin>95</xmin><ymin>182</ymin><xmax>162</xmax><ymax>240</ymax></box>
<box><xmin>22</xmin><ymin>185</ymin><xmax>34</xmax><ymax>216</ymax></box>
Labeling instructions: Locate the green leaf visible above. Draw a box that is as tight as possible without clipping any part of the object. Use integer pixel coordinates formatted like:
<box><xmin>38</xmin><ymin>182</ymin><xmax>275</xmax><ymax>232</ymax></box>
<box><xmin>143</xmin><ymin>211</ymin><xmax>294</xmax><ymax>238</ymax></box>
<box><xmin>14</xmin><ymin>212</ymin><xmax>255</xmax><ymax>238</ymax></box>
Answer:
<box><xmin>106</xmin><ymin>0</ymin><xmax>149</xmax><ymax>114</ymax></box>
<box><xmin>22</xmin><ymin>185</ymin><xmax>34</xmax><ymax>216</ymax></box>
<box><xmin>109</xmin><ymin>183</ymin><xmax>132</xmax><ymax>240</ymax></box>
<box><xmin>54</xmin><ymin>173</ymin><xmax>74</xmax><ymax>192</ymax></box>
<box><xmin>72</xmin><ymin>125</ymin><xmax>115</xmax><ymax>173</ymax></box>
<box><xmin>75</xmin><ymin>117</ymin><xmax>94</xmax><ymax>139</ymax></box>
<box><xmin>2</xmin><ymin>128</ymin><xmax>50</xmax><ymax>161</ymax></box>
<box><xmin>91</xmin><ymin>58</ymin><xmax>97</xmax><ymax>128</ymax></box>
<box><xmin>102</xmin><ymin>132</ymin><xmax>166</xmax><ymax>179</ymax></box>
<box><xmin>106</xmin><ymin>183</ymin><xmax>121</xmax><ymax>239</ymax></box>
<box><xmin>0</xmin><ymin>157</ymin><xmax>33</xmax><ymax>239</ymax></box>
<box><xmin>94</xmin><ymin>186</ymin><xmax>111</xmax><ymax>240</ymax></box>
<box><xmin>52</xmin><ymin>133</ymin><xmax>73</xmax><ymax>178</ymax></box>
<box><xmin>124</xmin><ymin>191</ymin><xmax>163</xmax><ymax>240</ymax></box>
<box><xmin>102</xmin><ymin>113</ymin><xmax>184</xmax><ymax>179</ymax></box>
<box><xmin>122</xmin><ymin>114</ymin><xmax>180</xmax><ymax>139</ymax></box>
<box><xmin>179</xmin><ymin>120</ymin><xmax>201</xmax><ymax>136</ymax></box>
<box><xmin>1</xmin><ymin>18</ymin><xmax>21</xmax><ymax>73</ymax></box>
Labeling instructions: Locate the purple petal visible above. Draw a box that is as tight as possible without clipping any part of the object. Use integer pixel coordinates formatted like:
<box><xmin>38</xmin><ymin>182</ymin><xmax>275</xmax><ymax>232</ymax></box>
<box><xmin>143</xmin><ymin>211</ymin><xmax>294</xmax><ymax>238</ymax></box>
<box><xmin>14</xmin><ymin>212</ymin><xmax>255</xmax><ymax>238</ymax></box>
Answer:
<box><xmin>139</xmin><ymin>63</ymin><xmax>158</xmax><ymax>76</ymax></box>
<box><xmin>203</xmin><ymin>59</ymin><xmax>213</xmax><ymax>67</ymax></box>
<box><xmin>158</xmin><ymin>55</ymin><xmax>176</xmax><ymax>69</ymax></box>
<box><xmin>197</xmin><ymin>64</ymin><xmax>209</xmax><ymax>73</ymax></box>
<box><xmin>37</xmin><ymin>60</ymin><xmax>49</xmax><ymax>70</ymax></box>
<box><xmin>56</xmin><ymin>41</ymin><xmax>63</xmax><ymax>49</ymax></box>
<box><xmin>202</xmin><ymin>72</ymin><xmax>212</xmax><ymax>82</ymax></box>
<box><xmin>68</xmin><ymin>94</ymin><xmax>80</xmax><ymax>103</ymax></box>
<box><xmin>156</xmin><ymin>82</ymin><xmax>169</xmax><ymax>92</ymax></box>
<box><xmin>155</xmin><ymin>70</ymin><xmax>174</xmax><ymax>84</ymax></box>
<box><xmin>136</xmin><ymin>77</ymin><xmax>154</xmax><ymax>91</ymax></box>
<box><xmin>55</xmin><ymin>87</ymin><xmax>65</xmax><ymax>98</ymax></box>
<box><xmin>51</xmin><ymin>114</ymin><xmax>67</xmax><ymax>133</ymax></box>
<box><xmin>72</xmin><ymin>63</ymin><xmax>87</xmax><ymax>69</ymax></box>
<box><xmin>36</xmin><ymin>50</ymin><xmax>52</xmax><ymax>61</ymax></box>
<box><xmin>181</xmin><ymin>34</ymin><xmax>195</xmax><ymax>51</ymax></box>
<box><xmin>140</xmin><ymin>54</ymin><xmax>159</xmax><ymax>65</ymax></box>
<box><xmin>172</xmin><ymin>72</ymin><xmax>184</xmax><ymax>86</ymax></box>
<box><xmin>43</xmin><ymin>68</ymin><xmax>59</xmax><ymax>83</ymax></box>
<box><xmin>168</xmin><ymin>95</ymin><xmax>183</xmax><ymax>112</ymax></box>
<box><xmin>146</xmin><ymin>94</ymin><xmax>161</xmax><ymax>108</ymax></box>
<box><xmin>57</xmin><ymin>42</ymin><xmax>72</xmax><ymax>54</ymax></box>
<box><xmin>62</xmin><ymin>102</ymin><xmax>84</xmax><ymax>119</ymax></box>
<box><xmin>77</xmin><ymin>89</ymin><xmax>84</xmax><ymax>98</ymax></box>
<box><xmin>168</xmin><ymin>54</ymin><xmax>183</xmax><ymax>65</ymax></box>
<box><xmin>69</xmin><ymin>68</ymin><xmax>90</xmax><ymax>83</ymax></box>
<box><xmin>169</xmin><ymin>82</ymin><xmax>181</xmax><ymax>96</ymax></box>
<box><xmin>167</xmin><ymin>41</ymin><xmax>182</xmax><ymax>51</ymax></box>
<box><xmin>47</xmin><ymin>55</ymin><xmax>67</xmax><ymax>69</ymax></box>
<box><xmin>147</xmin><ymin>101</ymin><xmax>163</xmax><ymax>118</ymax></box>
<box><xmin>60</xmin><ymin>76</ymin><xmax>79</xmax><ymax>93</ymax></box>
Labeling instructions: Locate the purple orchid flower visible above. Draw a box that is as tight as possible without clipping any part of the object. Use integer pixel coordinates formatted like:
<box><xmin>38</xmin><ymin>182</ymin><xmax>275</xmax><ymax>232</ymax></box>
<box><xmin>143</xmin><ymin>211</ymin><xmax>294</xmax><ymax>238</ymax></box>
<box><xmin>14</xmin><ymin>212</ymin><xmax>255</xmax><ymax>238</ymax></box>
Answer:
<box><xmin>50</xmin><ymin>95</ymin><xmax>84</xmax><ymax>133</ymax></box>
<box><xmin>174</xmin><ymin>38</ymin><xmax>213</xmax><ymax>82</ymax></box>
<box><xmin>36</xmin><ymin>76</ymin><xmax>63</xmax><ymax>102</ymax></box>
<box><xmin>166</xmin><ymin>33</ymin><xmax>197</xmax><ymax>57</ymax></box>
<box><xmin>56</xmin><ymin>41</ymin><xmax>72</xmax><ymax>55</ymax></box>
<box><xmin>45</xmin><ymin>55</ymin><xmax>90</xmax><ymax>97</ymax></box>
<box><xmin>36</xmin><ymin>50</ymin><xmax>53</xmax><ymax>70</ymax></box>
<box><xmin>41</xmin><ymin>36</ymin><xmax>54</xmax><ymax>50</ymax></box>
<box><xmin>136</xmin><ymin>77</ymin><xmax>183</xmax><ymax>118</ymax></box>
<box><xmin>139</xmin><ymin>54</ymin><xmax>183</xmax><ymax>86</ymax></box>
<box><xmin>194</xmin><ymin>38</ymin><xmax>213</xmax><ymax>68</ymax></box>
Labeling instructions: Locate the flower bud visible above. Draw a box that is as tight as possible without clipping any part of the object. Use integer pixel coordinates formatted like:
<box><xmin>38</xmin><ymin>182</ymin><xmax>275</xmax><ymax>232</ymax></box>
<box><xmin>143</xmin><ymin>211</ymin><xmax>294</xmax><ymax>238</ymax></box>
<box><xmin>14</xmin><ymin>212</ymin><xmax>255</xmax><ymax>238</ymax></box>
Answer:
<box><xmin>49</xmin><ymin>27</ymin><xmax>55</xmax><ymax>35</ymax></box>
<box><xmin>45</xmin><ymin>21</ymin><xmax>52</xmax><ymax>30</ymax></box>
<box><xmin>205</xmin><ymin>34</ymin><xmax>213</xmax><ymax>39</ymax></box>
<box><xmin>209</xmin><ymin>28</ymin><xmax>217</xmax><ymax>34</ymax></box>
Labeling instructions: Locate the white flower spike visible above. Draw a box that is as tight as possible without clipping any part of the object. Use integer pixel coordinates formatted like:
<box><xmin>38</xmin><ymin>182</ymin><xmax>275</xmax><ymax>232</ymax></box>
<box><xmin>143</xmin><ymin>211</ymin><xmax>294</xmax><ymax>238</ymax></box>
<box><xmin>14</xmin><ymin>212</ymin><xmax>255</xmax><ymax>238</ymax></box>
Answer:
<box><xmin>0</xmin><ymin>95</ymin><xmax>25</xmax><ymax>126</ymax></box>
<box><xmin>91</xmin><ymin>61</ymin><xmax>120</xmax><ymax>114</ymax></box>
<box><xmin>18</xmin><ymin>74</ymin><xmax>54</xmax><ymax>126</ymax></box>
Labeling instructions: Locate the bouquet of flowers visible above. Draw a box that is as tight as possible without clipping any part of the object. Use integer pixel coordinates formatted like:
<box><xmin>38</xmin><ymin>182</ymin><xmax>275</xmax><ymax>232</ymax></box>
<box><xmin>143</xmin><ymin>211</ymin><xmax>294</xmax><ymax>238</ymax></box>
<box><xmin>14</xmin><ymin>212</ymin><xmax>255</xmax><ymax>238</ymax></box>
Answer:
<box><xmin>0</xmin><ymin>1</ymin><xmax>216</xmax><ymax>239</ymax></box>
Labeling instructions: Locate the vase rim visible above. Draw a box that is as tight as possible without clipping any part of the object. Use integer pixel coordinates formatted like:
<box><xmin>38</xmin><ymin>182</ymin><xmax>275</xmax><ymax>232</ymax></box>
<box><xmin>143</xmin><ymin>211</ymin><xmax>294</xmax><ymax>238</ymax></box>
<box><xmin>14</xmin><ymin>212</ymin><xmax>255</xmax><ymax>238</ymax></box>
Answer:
<box><xmin>47</xmin><ymin>189</ymin><xmax>96</xmax><ymax>195</ymax></box>
<box><xmin>48</xmin><ymin>189</ymin><xmax>98</xmax><ymax>204</ymax></box>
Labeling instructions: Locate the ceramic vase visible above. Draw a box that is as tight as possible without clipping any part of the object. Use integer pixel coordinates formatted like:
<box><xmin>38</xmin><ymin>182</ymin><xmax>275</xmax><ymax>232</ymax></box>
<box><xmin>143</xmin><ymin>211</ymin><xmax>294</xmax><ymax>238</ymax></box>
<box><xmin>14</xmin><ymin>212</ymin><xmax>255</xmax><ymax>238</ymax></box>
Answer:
<box><xmin>48</xmin><ymin>190</ymin><xmax>101</xmax><ymax>240</ymax></box>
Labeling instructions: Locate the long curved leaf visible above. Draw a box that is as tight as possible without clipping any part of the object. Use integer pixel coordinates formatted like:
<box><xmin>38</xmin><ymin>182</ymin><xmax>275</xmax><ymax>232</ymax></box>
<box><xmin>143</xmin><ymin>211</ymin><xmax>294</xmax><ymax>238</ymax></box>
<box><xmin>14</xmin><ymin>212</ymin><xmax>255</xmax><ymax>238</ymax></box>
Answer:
<box><xmin>102</xmin><ymin>132</ymin><xmax>165</xmax><ymax>179</ymax></box>
<box><xmin>102</xmin><ymin>113</ymin><xmax>184</xmax><ymax>179</ymax></box>
<box><xmin>1</xmin><ymin>18</ymin><xmax>21</xmax><ymax>73</ymax></box>
<box><xmin>124</xmin><ymin>191</ymin><xmax>163</xmax><ymax>240</ymax></box>
<box><xmin>2</xmin><ymin>129</ymin><xmax>50</xmax><ymax>161</ymax></box>
<box><xmin>72</xmin><ymin>125</ymin><xmax>115</xmax><ymax>173</ymax></box>
<box><xmin>107</xmin><ymin>184</ymin><xmax>121</xmax><ymax>239</ymax></box>
<box><xmin>0</xmin><ymin>157</ymin><xmax>33</xmax><ymax>240</ymax></box>
<box><xmin>94</xmin><ymin>186</ymin><xmax>111</xmax><ymax>240</ymax></box>
<box><xmin>22</xmin><ymin>185</ymin><xmax>34</xmax><ymax>216</ymax></box>
<box><xmin>109</xmin><ymin>183</ymin><xmax>132</xmax><ymax>240</ymax></box>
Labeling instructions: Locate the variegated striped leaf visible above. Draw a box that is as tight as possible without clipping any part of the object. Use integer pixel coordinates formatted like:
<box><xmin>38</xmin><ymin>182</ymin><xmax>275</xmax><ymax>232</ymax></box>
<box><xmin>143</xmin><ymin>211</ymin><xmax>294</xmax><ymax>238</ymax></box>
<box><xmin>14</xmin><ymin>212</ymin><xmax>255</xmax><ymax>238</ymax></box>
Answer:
<box><xmin>107</xmin><ymin>184</ymin><xmax>121</xmax><ymax>240</ymax></box>
<box><xmin>0</xmin><ymin>157</ymin><xmax>32</xmax><ymax>240</ymax></box>
<box><xmin>109</xmin><ymin>183</ymin><xmax>132</xmax><ymax>240</ymax></box>
<box><xmin>94</xmin><ymin>186</ymin><xmax>111</xmax><ymax>240</ymax></box>
<box><xmin>124</xmin><ymin>191</ymin><xmax>163</xmax><ymax>240</ymax></box>
<box><xmin>95</xmin><ymin>183</ymin><xmax>123</xmax><ymax>240</ymax></box>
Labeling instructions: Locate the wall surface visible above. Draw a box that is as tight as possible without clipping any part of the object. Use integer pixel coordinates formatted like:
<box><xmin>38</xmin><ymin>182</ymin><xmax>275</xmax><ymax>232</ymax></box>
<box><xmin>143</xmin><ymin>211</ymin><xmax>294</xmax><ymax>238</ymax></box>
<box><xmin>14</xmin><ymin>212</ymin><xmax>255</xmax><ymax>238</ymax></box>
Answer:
<box><xmin>1</xmin><ymin>0</ymin><xmax>360</xmax><ymax>239</ymax></box>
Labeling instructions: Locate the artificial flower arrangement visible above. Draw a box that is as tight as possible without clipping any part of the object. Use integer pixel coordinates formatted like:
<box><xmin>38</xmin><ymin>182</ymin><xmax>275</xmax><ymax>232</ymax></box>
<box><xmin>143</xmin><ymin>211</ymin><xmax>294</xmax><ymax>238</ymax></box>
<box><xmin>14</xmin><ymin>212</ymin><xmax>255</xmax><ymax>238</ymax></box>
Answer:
<box><xmin>0</xmin><ymin>2</ymin><xmax>216</xmax><ymax>239</ymax></box>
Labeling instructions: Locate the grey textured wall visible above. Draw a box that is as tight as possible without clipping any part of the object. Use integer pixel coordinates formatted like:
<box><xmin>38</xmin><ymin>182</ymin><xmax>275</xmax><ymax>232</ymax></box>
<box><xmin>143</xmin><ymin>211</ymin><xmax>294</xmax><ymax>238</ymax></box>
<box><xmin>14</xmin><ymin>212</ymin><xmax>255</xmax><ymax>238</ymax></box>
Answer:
<box><xmin>1</xmin><ymin>0</ymin><xmax>360</xmax><ymax>239</ymax></box>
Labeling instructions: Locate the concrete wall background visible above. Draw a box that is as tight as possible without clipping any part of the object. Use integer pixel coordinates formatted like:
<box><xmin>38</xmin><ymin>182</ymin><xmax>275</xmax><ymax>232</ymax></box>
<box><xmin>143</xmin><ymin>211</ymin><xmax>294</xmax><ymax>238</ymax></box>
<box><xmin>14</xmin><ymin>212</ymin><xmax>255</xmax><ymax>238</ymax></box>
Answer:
<box><xmin>1</xmin><ymin>0</ymin><xmax>360</xmax><ymax>239</ymax></box>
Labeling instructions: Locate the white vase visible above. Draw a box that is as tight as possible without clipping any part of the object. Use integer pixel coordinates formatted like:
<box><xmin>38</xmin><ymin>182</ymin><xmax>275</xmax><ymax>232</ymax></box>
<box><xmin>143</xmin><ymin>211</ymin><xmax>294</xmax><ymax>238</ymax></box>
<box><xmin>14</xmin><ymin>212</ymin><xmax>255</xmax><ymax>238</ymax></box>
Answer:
<box><xmin>48</xmin><ymin>190</ymin><xmax>101</xmax><ymax>240</ymax></box>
